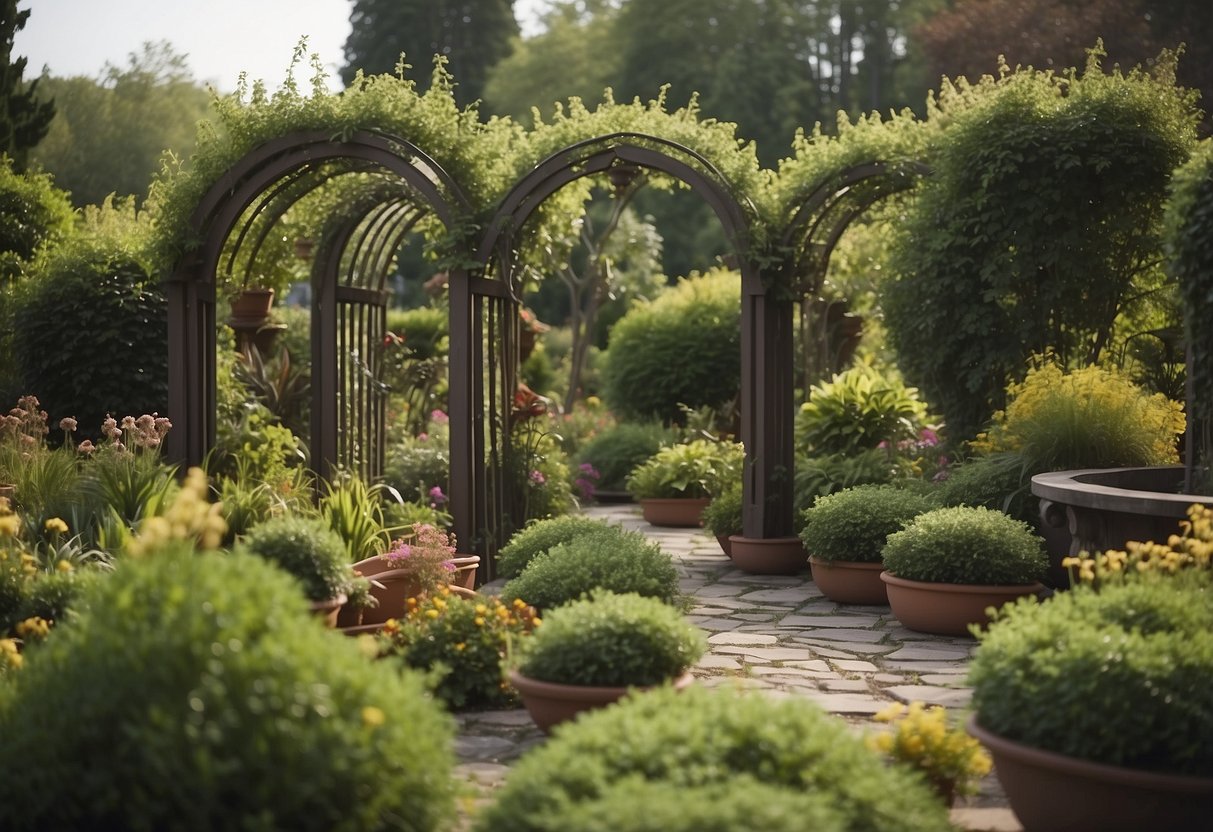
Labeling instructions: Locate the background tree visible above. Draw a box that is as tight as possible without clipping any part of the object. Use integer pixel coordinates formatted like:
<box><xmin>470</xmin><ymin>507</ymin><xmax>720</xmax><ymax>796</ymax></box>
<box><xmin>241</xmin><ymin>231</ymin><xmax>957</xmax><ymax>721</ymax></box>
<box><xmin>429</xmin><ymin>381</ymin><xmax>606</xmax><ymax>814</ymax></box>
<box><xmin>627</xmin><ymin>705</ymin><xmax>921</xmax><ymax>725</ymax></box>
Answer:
<box><xmin>30</xmin><ymin>42</ymin><xmax>211</xmax><ymax>207</ymax></box>
<box><xmin>915</xmin><ymin>0</ymin><xmax>1212</xmax><ymax>132</ymax></box>
<box><xmin>0</xmin><ymin>0</ymin><xmax>53</xmax><ymax>170</ymax></box>
<box><xmin>342</xmin><ymin>0</ymin><xmax>519</xmax><ymax>106</ymax></box>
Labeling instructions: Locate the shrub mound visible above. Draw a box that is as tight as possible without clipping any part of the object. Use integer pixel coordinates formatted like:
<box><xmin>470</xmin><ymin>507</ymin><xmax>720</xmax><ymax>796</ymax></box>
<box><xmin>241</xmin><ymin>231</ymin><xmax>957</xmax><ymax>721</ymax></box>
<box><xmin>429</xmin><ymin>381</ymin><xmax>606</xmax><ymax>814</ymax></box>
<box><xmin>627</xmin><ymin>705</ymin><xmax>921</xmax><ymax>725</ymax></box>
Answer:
<box><xmin>800</xmin><ymin>484</ymin><xmax>936</xmax><ymax>563</ymax></box>
<box><xmin>702</xmin><ymin>483</ymin><xmax>743</xmax><ymax>539</ymax></box>
<box><xmin>496</xmin><ymin>514</ymin><xmax>617</xmax><ymax>579</ymax></box>
<box><xmin>882</xmin><ymin>506</ymin><xmax>1047</xmax><ymax>585</ymax></box>
<box><xmin>501</xmin><ymin>526</ymin><xmax>678</xmax><ymax>609</ymax></box>
<box><xmin>242</xmin><ymin>515</ymin><xmax>353</xmax><ymax>602</ymax></box>
<box><xmin>516</xmin><ymin>591</ymin><xmax>705</xmax><ymax>687</ymax></box>
<box><xmin>969</xmin><ymin>576</ymin><xmax>1213</xmax><ymax>776</ymax></box>
<box><xmin>475</xmin><ymin>685</ymin><xmax>951</xmax><ymax>832</ymax></box>
<box><xmin>0</xmin><ymin>546</ymin><xmax>455</xmax><ymax>830</ymax></box>
<box><xmin>576</xmin><ymin>421</ymin><xmax>672</xmax><ymax>492</ymax></box>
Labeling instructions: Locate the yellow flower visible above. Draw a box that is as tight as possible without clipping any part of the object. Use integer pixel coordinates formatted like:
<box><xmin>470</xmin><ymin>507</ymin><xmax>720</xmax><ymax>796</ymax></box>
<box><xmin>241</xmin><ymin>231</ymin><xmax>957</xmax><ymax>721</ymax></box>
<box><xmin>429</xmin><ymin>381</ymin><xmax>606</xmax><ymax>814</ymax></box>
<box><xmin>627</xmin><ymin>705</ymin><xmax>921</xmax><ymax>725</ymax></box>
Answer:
<box><xmin>0</xmin><ymin>514</ymin><xmax>19</xmax><ymax>537</ymax></box>
<box><xmin>361</xmin><ymin>705</ymin><xmax>386</xmax><ymax>728</ymax></box>
<box><xmin>44</xmin><ymin>517</ymin><xmax>68</xmax><ymax>535</ymax></box>
<box><xmin>55</xmin><ymin>559</ymin><xmax>73</xmax><ymax>573</ymax></box>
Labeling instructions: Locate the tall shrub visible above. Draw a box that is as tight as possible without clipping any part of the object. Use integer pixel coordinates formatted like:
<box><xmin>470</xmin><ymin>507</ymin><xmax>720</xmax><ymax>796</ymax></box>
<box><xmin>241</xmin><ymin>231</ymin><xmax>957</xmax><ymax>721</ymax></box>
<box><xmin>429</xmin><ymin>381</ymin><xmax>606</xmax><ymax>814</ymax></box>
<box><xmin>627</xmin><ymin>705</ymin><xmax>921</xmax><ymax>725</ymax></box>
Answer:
<box><xmin>885</xmin><ymin>50</ymin><xmax>1200</xmax><ymax>439</ymax></box>
<box><xmin>603</xmin><ymin>269</ymin><xmax>740</xmax><ymax>423</ymax></box>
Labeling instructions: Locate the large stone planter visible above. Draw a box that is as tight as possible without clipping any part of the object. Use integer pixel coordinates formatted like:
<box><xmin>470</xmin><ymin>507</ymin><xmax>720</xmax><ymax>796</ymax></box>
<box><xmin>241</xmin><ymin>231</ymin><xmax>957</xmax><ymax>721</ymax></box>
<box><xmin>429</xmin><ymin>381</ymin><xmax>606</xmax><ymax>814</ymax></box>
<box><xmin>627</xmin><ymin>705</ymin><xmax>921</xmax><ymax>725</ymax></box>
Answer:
<box><xmin>1032</xmin><ymin>466</ymin><xmax>1213</xmax><ymax>584</ymax></box>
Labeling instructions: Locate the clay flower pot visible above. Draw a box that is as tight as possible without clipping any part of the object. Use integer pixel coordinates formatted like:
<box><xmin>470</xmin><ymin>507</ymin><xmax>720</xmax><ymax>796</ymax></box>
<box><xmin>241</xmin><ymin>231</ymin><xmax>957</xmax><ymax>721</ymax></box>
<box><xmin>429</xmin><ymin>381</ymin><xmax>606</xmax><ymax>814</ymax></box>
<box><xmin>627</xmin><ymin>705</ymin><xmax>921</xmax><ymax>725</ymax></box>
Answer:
<box><xmin>728</xmin><ymin>536</ymin><xmax>808</xmax><ymax>575</ymax></box>
<box><xmin>308</xmin><ymin>592</ymin><xmax>348</xmax><ymax>629</ymax></box>
<box><xmin>352</xmin><ymin>556</ymin><xmax>425</xmax><ymax>626</ymax></box>
<box><xmin>967</xmin><ymin>716</ymin><xmax>1213</xmax><ymax>832</ymax></box>
<box><xmin>714</xmin><ymin>533</ymin><xmax>734</xmax><ymax>558</ymax></box>
<box><xmin>809</xmin><ymin>557</ymin><xmax>887</xmax><ymax>605</ymax></box>
<box><xmin>508</xmin><ymin>669</ymin><xmax>695</xmax><ymax>734</ymax></box>
<box><xmin>449</xmin><ymin>554</ymin><xmax>480</xmax><ymax>590</ymax></box>
<box><xmin>639</xmin><ymin>497</ymin><xmax>710</xmax><ymax>527</ymax></box>
<box><xmin>880</xmin><ymin>572</ymin><xmax>1043</xmax><ymax>636</ymax></box>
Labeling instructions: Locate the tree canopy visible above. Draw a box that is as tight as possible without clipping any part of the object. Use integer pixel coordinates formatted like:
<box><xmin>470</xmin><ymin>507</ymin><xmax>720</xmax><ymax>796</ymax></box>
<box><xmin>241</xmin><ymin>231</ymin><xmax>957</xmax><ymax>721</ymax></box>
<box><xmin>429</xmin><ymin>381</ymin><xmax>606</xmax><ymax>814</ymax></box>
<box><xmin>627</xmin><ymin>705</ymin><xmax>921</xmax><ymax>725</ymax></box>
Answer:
<box><xmin>0</xmin><ymin>0</ymin><xmax>53</xmax><ymax>169</ymax></box>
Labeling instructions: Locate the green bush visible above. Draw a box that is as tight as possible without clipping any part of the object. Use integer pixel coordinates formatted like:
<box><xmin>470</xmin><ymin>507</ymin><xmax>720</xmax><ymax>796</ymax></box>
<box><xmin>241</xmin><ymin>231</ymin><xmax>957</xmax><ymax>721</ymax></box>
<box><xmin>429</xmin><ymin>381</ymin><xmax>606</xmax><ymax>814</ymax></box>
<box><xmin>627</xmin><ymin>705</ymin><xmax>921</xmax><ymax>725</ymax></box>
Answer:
<box><xmin>626</xmin><ymin>439</ymin><xmax>744</xmax><ymax>500</ymax></box>
<box><xmin>800</xmin><ymin>485</ymin><xmax>936</xmax><ymax>563</ymax></box>
<box><xmin>497</xmin><ymin>514</ymin><xmax>616</xmax><ymax>579</ymax></box>
<box><xmin>383</xmin><ymin>431</ymin><xmax>450</xmax><ymax>503</ymax></box>
<box><xmin>529</xmin><ymin>775</ymin><xmax>847</xmax><ymax>832</ymax></box>
<box><xmin>501</xmin><ymin>526</ymin><xmax>679</xmax><ymax>609</ymax></box>
<box><xmin>885</xmin><ymin>54</ymin><xmax>1199</xmax><ymax>439</ymax></box>
<box><xmin>702</xmin><ymin>483</ymin><xmax>743</xmax><ymax>539</ymax></box>
<box><xmin>603</xmin><ymin>269</ymin><xmax>741</xmax><ymax>423</ymax></box>
<box><xmin>242</xmin><ymin>515</ymin><xmax>355</xmax><ymax>602</ymax></box>
<box><xmin>0</xmin><ymin>546</ymin><xmax>456</xmax><ymax>830</ymax></box>
<box><xmin>793</xmin><ymin>448</ymin><xmax>899</xmax><ymax>510</ymax></box>
<box><xmin>516</xmin><ymin>592</ymin><xmax>705</xmax><ymax>687</ymax></box>
<box><xmin>386</xmin><ymin>305</ymin><xmax>448</xmax><ymax>361</ymax></box>
<box><xmin>796</xmin><ymin>363</ymin><xmax>930</xmax><ymax>456</ymax></box>
<box><xmin>969</xmin><ymin>576</ymin><xmax>1213</xmax><ymax>776</ymax></box>
<box><xmin>934</xmin><ymin>453</ymin><xmax>1036</xmax><ymax>524</ymax></box>
<box><xmin>881</xmin><ymin>506</ymin><xmax>1047</xmax><ymax>585</ymax></box>
<box><xmin>475</xmin><ymin>686</ymin><xmax>951</xmax><ymax>832</ymax></box>
<box><xmin>576</xmin><ymin>421</ymin><xmax>672</xmax><ymax>492</ymax></box>
<box><xmin>12</xmin><ymin>207</ymin><xmax>168</xmax><ymax>438</ymax></box>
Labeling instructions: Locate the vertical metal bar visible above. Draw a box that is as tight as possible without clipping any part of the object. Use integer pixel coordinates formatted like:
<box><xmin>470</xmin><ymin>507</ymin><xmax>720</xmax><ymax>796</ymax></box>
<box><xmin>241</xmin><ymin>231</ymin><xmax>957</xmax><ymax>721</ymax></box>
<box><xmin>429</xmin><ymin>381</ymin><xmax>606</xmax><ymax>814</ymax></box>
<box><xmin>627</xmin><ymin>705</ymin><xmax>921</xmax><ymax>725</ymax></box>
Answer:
<box><xmin>448</xmin><ymin>268</ymin><xmax>474</xmax><ymax>558</ymax></box>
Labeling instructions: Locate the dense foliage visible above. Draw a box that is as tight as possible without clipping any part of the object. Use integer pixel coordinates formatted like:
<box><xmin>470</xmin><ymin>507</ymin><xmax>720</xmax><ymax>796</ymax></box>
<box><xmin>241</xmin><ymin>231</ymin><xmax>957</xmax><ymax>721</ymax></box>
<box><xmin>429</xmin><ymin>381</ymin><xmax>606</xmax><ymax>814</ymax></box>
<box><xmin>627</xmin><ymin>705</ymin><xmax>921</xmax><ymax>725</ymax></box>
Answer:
<box><xmin>970</xmin><ymin>575</ymin><xmax>1213</xmax><ymax>775</ymax></box>
<box><xmin>885</xmin><ymin>50</ymin><xmax>1200</xmax><ymax>439</ymax></box>
<box><xmin>702</xmin><ymin>483</ymin><xmax>743</xmax><ymax>539</ymax></box>
<box><xmin>603</xmin><ymin>269</ymin><xmax>742</xmax><ymax>423</ymax></box>
<box><xmin>0</xmin><ymin>0</ymin><xmax>54</xmax><ymax>169</ymax></box>
<box><xmin>575</xmin><ymin>421</ymin><xmax>672</xmax><ymax>492</ymax></box>
<box><xmin>625</xmin><ymin>439</ymin><xmax>745</xmax><ymax>500</ymax></box>
<box><xmin>516</xmin><ymin>591</ymin><xmax>705</xmax><ymax>687</ymax></box>
<box><xmin>501</xmin><ymin>525</ymin><xmax>679</xmax><ymax>610</ymax></box>
<box><xmin>882</xmin><ymin>506</ymin><xmax>1048</xmax><ymax>585</ymax></box>
<box><xmin>800</xmin><ymin>485</ymin><xmax>936</xmax><ymax>564</ymax></box>
<box><xmin>242</xmin><ymin>515</ymin><xmax>354</xmax><ymax>602</ymax></box>
<box><xmin>475</xmin><ymin>685</ymin><xmax>951</xmax><ymax>832</ymax></box>
<box><xmin>496</xmin><ymin>514</ymin><xmax>616</xmax><ymax>579</ymax></box>
<box><xmin>796</xmin><ymin>362</ymin><xmax>931</xmax><ymax>456</ymax></box>
<box><xmin>0</xmin><ymin>546</ymin><xmax>456</xmax><ymax>830</ymax></box>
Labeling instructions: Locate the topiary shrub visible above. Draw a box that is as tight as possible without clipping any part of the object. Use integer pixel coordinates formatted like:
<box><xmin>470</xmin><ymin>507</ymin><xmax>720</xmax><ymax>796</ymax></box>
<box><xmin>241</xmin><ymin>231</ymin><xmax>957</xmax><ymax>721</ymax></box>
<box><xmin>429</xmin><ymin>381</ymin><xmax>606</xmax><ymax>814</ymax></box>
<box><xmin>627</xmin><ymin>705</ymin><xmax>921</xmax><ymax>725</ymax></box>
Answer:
<box><xmin>515</xmin><ymin>591</ymin><xmax>705</xmax><ymax>687</ymax></box>
<box><xmin>882</xmin><ymin>506</ymin><xmax>1047</xmax><ymax>585</ymax></box>
<box><xmin>242</xmin><ymin>515</ymin><xmax>355</xmax><ymax>602</ymax></box>
<box><xmin>969</xmin><ymin>575</ymin><xmax>1213</xmax><ymax>776</ymax></box>
<box><xmin>575</xmin><ymin>421</ymin><xmax>673</xmax><ymax>492</ymax></box>
<box><xmin>603</xmin><ymin>269</ymin><xmax>740</xmax><ymax>423</ymax></box>
<box><xmin>626</xmin><ymin>439</ymin><xmax>745</xmax><ymax>500</ymax></box>
<box><xmin>800</xmin><ymin>485</ymin><xmax>936</xmax><ymax>563</ymax></box>
<box><xmin>0</xmin><ymin>545</ymin><xmax>456</xmax><ymax>830</ymax></box>
<box><xmin>474</xmin><ymin>685</ymin><xmax>951</xmax><ymax>832</ymax></box>
<box><xmin>12</xmin><ymin>204</ymin><xmax>168</xmax><ymax>438</ymax></box>
<box><xmin>497</xmin><ymin>514</ymin><xmax>616</xmax><ymax>579</ymax></box>
<box><xmin>501</xmin><ymin>526</ymin><xmax>679</xmax><ymax>609</ymax></box>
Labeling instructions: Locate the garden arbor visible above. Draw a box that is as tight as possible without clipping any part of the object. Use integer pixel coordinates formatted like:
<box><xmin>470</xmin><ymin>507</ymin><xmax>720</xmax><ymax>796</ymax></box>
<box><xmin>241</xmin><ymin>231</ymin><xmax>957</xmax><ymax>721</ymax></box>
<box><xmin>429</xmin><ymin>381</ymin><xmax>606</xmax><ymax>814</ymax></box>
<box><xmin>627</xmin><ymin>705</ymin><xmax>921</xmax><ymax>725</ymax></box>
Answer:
<box><xmin>160</xmin><ymin>78</ymin><xmax>925</xmax><ymax>560</ymax></box>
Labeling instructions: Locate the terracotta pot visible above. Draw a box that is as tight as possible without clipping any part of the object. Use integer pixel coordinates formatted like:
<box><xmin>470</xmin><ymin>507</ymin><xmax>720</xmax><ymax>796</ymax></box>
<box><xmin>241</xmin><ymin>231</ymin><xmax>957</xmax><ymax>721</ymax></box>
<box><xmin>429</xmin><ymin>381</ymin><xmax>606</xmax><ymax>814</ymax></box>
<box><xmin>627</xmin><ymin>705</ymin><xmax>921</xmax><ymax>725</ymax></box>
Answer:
<box><xmin>509</xmin><ymin>669</ymin><xmax>695</xmax><ymax>734</ymax></box>
<box><xmin>352</xmin><ymin>556</ymin><xmax>424</xmax><ymax>626</ymax></box>
<box><xmin>809</xmin><ymin>557</ymin><xmax>888</xmax><ymax>605</ymax></box>
<box><xmin>450</xmin><ymin>555</ymin><xmax>480</xmax><ymax>590</ymax></box>
<box><xmin>967</xmin><ymin>716</ymin><xmax>1213</xmax><ymax>832</ymax></box>
<box><xmin>228</xmin><ymin>287</ymin><xmax>275</xmax><ymax>323</ymax></box>
<box><xmin>0</xmin><ymin>483</ymin><xmax>14</xmax><ymax>504</ymax></box>
<box><xmin>639</xmin><ymin>497</ymin><xmax>710</xmax><ymax>527</ymax></box>
<box><xmin>880</xmin><ymin>572</ymin><xmax>1043</xmax><ymax>637</ymax></box>
<box><xmin>728</xmin><ymin>536</ymin><xmax>808</xmax><ymax>575</ymax></box>
<box><xmin>714</xmin><ymin>533</ymin><xmax>734</xmax><ymax>558</ymax></box>
<box><xmin>308</xmin><ymin>593</ymin><xmax>347</xmax><ymax>629</ymax></box>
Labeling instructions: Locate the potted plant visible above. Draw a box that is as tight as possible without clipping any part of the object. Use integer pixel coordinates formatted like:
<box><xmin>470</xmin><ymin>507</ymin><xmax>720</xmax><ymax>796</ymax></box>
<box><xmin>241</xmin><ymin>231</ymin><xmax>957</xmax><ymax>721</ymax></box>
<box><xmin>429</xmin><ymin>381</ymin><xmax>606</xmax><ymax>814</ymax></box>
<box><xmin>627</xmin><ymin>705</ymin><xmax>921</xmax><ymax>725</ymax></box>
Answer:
<box><xmin>800</xmin><ymin>485</ymin><xmax>935</xmax><ymax>604</ymax></box>
<box><xmin>879</xmin><ymin>506</ymin><xmax>1047</xmax><ymax>636</ymax></box>
<box><xmin>508</xmin><ymin>591</ymin><xmax>705</xmax><ymax>732</ymax></box>
<box><xmin>626</xmin><ymin>439</ymin><xmax>744</xmax><ymax>527</ymax></box>
<box><xmin>241</xmin><ymin>515</ymin><xmax>357</xmax><ymax>627</ymax></box>
<box><xmin>967</xmin><ymin>569</ymin><xmax>1213</xmax><ymax>831</ymax></box>
<box><xmin>354</xmin><ymin>523</ymin><xmax>477</xmax><ymax>626</ymax></box>
<box><xmin>702</xmin><ymin>482</ymin><xmax>742</xmax><ymax>557</ymax></box>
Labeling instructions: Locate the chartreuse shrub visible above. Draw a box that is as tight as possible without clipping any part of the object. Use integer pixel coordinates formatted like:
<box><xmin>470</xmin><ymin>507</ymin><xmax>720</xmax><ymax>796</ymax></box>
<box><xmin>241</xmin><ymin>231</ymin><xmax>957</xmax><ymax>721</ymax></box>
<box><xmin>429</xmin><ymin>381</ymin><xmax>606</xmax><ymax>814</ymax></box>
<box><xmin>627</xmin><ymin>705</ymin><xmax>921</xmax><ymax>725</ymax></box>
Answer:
<box><xmin>626</xmin><ymin>439</ymin><xmax>744</xmax><ymax>500</ymax></box>
<box><xmin>702</xmin><ymin>482</ymin><xmax>743</xmax><ymax>539</ymax></box>
<box><xmin>885</xmin><ymin>50</ymin><xmax>1199</xmax><ymax>439</ymax></box>
<box><xmin>800</xmin><ymin>485</ymin><xmax>936</xmax><ymax>564</ymax></box>
<box><xmin>0</xmin><ymin>545</ymin><xmax>456</xmax><ymax>830</ymax></box>
<box><xmin>516</xmin><ymin>591</ymin><xmax>705</xmax><ymax>687</ymax></box>
<box><xmin>796</xmin><ymin>362</ymin><xmax>930</xmax><ymax>456</ymax></box>
<box><xmin>243</xmin><ymin>515</ymin><xmax>356</xmax><ymax>603</ymax></box>
<box><xmin>969</xmin><ymin>574</ymin><xmax>1213</xmax><ymax>776</ymax></box>
<box><xmin>603</xmin><ymin>269</ymin><xmax>741</xmax><ymax>423</ymax></box>
<box><xmin>475</xmin><ymin>686</ymin><xmax>951</xmax><ymax>832</ymax></box>
<box><xmin>501</xmin><ymin>526</ymin><xmax>678</xmax><ymax>609</ymax></box>
<box><xmin>576</xmin><ymin>421</ymin><xmax>673</xmax><ymax>492</ymax></box>
<box><xmin>882</xmin><ymin>506</ymin><xmax>1047</xmax><ymax>585</ymax></box>
<box><xmin>497</xmin><ymin>514</ymin><xmax>615</xmax><ymax>579</ymax></box>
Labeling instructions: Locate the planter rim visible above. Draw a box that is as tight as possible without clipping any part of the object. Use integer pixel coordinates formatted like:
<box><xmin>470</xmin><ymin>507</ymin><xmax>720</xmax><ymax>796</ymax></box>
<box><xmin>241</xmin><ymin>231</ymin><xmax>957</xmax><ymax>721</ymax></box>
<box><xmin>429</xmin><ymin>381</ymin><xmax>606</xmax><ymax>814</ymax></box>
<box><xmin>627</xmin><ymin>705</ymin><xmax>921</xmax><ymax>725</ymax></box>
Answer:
<box><xmin>880</xmin><ymin>571</ymin><xmax>1044</xmax><ymax>595</ymax></box>
<box><xmin>308</xmin><ymin>592</ymin><xmax>348</xmax><ymax>612</ymax></box>
<box><xmin>728</xmin><ymin>534</ymin><xmax>803</xmax><ymax>545</ymax></box>
<box><xmin>967</xmin><ymin>716</ymin><xmax>1213</xmax><ymax>792</ymax></box>
<box><xmin>637</xmin><ymin>496</ymin><xmax>711</xmax><ymax>505</ymax></box>
<box><xmin>809</xmin><ymin>555</ymin><xmax>883</xmax><ymax>569</ymax></box>
<box><xmin>508</xmin><ymin>668</ymin><xmax>693</xmax><ymax>702</ymax></box>
<box><xmin>1031</xmin><ymin>466</ymin><xmax>1212</xmax><ymax>517</ymax></box>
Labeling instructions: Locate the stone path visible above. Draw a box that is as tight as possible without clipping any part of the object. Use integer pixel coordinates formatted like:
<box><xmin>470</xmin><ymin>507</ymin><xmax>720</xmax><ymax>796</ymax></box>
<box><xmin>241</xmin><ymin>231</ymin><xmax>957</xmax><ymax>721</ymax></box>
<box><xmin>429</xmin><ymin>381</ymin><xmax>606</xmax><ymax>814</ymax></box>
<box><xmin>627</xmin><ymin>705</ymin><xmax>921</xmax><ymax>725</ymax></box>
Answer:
<box><xmin>454</xmin><ymin>504</ymin><xmax>1023</xmax><ymax>831</ymax></box>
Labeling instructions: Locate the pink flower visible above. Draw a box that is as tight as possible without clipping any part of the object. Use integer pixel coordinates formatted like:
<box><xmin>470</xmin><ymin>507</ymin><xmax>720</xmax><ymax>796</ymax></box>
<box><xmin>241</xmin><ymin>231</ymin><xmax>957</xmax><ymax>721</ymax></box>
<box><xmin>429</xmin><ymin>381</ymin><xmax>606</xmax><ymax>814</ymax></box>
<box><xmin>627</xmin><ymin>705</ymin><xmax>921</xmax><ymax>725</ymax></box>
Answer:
<box><xmin>430</xmin><ymin>409</ymin><xmax>449</xmax><ymax>425</ymax></box>
<box><xmin>429</xmin><ymin>485</ymin><xmax>447</xmax><ymax>506</ymax></box>
<box><xmin>59</xmin><ymin>417</ymin><xmax>77</xmax><ymax>432</ymax></box>
<box><xmin>77</xmin><ymin>440</ymin><xmax>95</xmax><ymax>455</ymax></box>
<box><xmin>529</xmin><ymin>470</ymin><xmax>546</xmax><ymax>486</ymax></box>
<box><xmin>154</xmin><ymin>416</ymin><xmax>172</xmax><ymax>436</ymax></box>
<box><xmin>919</xmin><ymin>428</ymin><xmax>940</xmax><ymax>446</ymax></box>
<box><xmin>120</xmin><ymin>416</ymin><xmax>136</xmax><ymax>430</ymax></box>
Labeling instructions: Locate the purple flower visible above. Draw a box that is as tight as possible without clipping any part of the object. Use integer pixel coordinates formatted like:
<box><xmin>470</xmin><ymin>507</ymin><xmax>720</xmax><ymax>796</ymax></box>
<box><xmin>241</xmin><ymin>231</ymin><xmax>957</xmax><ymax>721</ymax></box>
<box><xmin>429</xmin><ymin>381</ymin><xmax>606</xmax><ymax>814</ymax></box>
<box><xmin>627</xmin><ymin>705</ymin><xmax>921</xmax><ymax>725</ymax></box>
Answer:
<box><xmin>429</xmin><ymin>485</ymin><xmax>447</xmax><ymax>507</ymax></box>
<box><xmin>529</xmin><ymin>469</ymin><xmax>546</xmax><ymax>486</ymax></box>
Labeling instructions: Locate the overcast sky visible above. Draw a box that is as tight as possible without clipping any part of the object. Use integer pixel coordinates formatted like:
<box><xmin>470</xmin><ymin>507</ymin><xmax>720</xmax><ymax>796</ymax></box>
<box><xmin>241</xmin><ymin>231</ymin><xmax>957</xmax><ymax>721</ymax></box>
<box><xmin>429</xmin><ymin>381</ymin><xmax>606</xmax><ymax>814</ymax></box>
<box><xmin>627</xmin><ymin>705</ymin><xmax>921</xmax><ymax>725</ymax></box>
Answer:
<box><xmin>14</xmin><ymin>0</ymin><xmax>546</xmax><ymax>93</ymax></box>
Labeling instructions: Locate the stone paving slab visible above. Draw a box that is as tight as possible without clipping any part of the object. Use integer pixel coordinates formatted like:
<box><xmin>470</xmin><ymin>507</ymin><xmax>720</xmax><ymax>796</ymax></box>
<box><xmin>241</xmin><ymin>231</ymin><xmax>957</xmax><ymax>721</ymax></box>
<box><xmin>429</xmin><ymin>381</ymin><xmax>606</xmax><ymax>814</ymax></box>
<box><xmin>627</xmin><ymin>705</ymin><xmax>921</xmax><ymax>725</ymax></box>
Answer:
<box><xmin>456</xmin><ymin>504</ymin><xmax>1022</xmax><ymax>831</ymax></box>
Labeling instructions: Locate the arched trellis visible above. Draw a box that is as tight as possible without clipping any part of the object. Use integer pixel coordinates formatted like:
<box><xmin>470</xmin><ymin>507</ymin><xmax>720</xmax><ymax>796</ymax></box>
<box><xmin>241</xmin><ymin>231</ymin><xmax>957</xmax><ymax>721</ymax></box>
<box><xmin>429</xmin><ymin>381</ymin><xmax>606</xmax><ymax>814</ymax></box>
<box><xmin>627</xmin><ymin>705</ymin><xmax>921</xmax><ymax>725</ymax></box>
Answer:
<box><xmin>465</xmin><ymin>132</ymin><xmax>796</xmax><ymax>554</ymax></box>
<box><xmin>164</xmin><ymin>129</ymin><xmax>471</xmax><ymax>486</ymax></box>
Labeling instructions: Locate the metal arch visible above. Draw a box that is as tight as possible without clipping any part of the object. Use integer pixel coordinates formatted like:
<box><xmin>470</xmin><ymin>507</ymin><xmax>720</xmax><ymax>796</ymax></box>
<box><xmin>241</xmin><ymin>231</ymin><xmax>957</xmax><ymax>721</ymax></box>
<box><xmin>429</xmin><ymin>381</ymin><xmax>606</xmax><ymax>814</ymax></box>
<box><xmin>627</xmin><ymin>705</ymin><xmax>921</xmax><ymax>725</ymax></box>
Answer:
<box><xmin>165</xmin><ymin>129</ymin><xmax>471</xmax><ymax>470</ymax></box>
